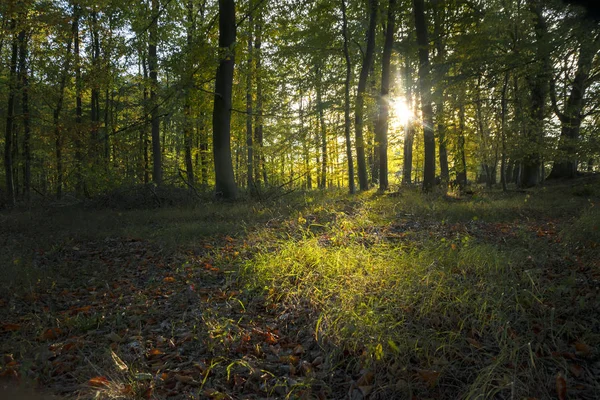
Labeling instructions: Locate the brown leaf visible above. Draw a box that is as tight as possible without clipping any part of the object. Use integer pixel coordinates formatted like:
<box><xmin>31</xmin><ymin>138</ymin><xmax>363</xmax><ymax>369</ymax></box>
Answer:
<box><xmin>1</xmin><ymin>323</ymin><xmax>21</xmax><ymax>332</ymax></box>
<box><xmin>417</xmin><ymin>369</ymin><xmax>440</xmax><ymax>388</ymax></box>
<box><xmin>40</xmin><ymin>328</ymin><xmax>63</xmax><ymax>341</ymax></box>
<box><xmin>467</xmin><ymin>338</ymin><xmax>483</xmax><ymax>349</ymax></box>
<box><xmin>556</xmin><ymin>372</ymin><xmax>567</xmax><ymax>400</ymax></box>
<box><xmin>574</xmin><ymin>341</ymin><xmax>592</xmax><ymax>357</ymax></box>
<box><xmin>88</xmin><ymin>376</ymin><xmax>110</xmax><ymax>387</ymax></box>
<box><xmin>148</xmin><ymin>348</ymin><xmax>164</xmax><ymax>357</ymax></box>
<box><xmin>569</xmin><ymin>364</ymin><xmax>584</xmax><ymax>378</ymax></box>
<box><xmin>163</xmin><ymin>276</ymin><xmax>176</xmax><ymax>282</ymax></box>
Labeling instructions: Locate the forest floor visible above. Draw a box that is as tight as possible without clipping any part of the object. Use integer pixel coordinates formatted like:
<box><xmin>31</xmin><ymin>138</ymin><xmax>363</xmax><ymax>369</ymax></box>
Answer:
<box><xmin>1</xmin><ymin>177</ymin><xmax>600</xmax><ymax>400</ymax></box>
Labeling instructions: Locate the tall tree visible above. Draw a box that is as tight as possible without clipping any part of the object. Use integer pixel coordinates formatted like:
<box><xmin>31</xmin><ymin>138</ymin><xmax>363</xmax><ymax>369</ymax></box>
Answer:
<box><xmin>149</xmin><ymin>0</ymin><xmax>162</xmax><ymax>185</ymax></box>
<box><xmin>341</xmin><ymin>0</ymin><xmax>355</xmax><ymax>194</ymax></box>
<box><xmin>212</xmin><ymin>0</ymin><xmax>238</xmax><ymax>199</ymax></box>
<box><xmin>4</xmin><ymin>18</ymin><xmax>18</xmax><ymax>206</ymax></box>
<box><xmin>355</xmin><ymin>0</ymin><xmax>378</xmax><ymax>191</ymax></box>
<box><xmin>18</xmin><ymin>25</ymin><xmax>31</xmax><ymax>201</ymax></box>
<box><xmin>184</xmin><ymin>0</ymin><xmax>196</xmax><ymax>187</ymax></box>
<box><xmin>374</xmin><ymin>0</ymin><xmax>396</xmax><ymax>191</ymax></box>
<box><xmin>413</xmin><ymin>0</ymin><xmax>436</xmax><ymax>191</ymax></box>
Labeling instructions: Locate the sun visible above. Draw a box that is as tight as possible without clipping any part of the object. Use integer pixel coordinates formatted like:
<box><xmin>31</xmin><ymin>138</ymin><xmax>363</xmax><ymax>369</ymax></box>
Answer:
<box><xmin>390</xmin><ymin>97</ymin><xmax>413</xmax><ymax>128</ymax></box>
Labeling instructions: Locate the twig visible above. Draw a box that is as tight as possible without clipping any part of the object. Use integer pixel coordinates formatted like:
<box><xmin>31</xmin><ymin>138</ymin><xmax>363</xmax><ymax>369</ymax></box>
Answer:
<box><xmin>178</xmin><ymin>168</ymin><xmax>203</xmax><ymax>200</ymax></box>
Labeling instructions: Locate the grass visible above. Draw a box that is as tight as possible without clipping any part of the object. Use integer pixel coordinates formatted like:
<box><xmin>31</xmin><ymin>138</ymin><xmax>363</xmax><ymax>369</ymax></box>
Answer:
<box><xmin>1</xmin><ymin>179</ymin><xmax>599</xmax><ymax>399</ymax></box>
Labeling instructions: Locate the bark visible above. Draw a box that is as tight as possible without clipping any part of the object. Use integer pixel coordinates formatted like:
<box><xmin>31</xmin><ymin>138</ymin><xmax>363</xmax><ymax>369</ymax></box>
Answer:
<box><xmin>520</xmin><ymin>0</ymin><xmax>550</xmax><ymax>187</ymax></box>
<box><xmin>212</xmin><ymin>0</ymin><xmax>238</xmax><ymax>199</ymax></box>
<box><xmin>246</xmin><ymin>8</ymin><xmax>254</xmax><ymax>191</ymax></box>
<box><xmin>18</xmin><ymin>27</ymin><xmax>31</xmax><ymax>202</ymax></box>
<box><xmin>74</xmin><ymin>4</ymin><xmax>84</xmax><ymax>195</ymax></box>
<box><xmin>149</xmin><ymin>0</ymin><xmax>162</xmax><ymax>185</ymax></box>
<box><xmin>254</xmin><ymin>14</ymin><xmax>267</xmax><ymax>187</ymax></box>
<box><xmin>90</xmin><ymin>9</ymin><xmax>101</xmax><ymax>157</ymax></box>
<box><xmin>316</xmin><ymin>65</ymin><xmax>327</xmax><ymax>189</ymax></box>
<box><xmin>4</xmin><ymin>19</ymin><xmax>18</xmax><ymax>206</ymax></box>
<box><xmin>355</xmin><ymin>0</ymin><xmax>378</xmax><ymax>191</ymax></box>
<box><xmin>413</xmin><ymin>0</ymin><xmax>436</xmax><ymax>191</ymax></box>
<box><xmin>433</xmin><ymin>0</ymin><xmax>448</xmax><ymax>184</ymax></box>
<box><xmin>341</xmin><ymin>0</ymin><xmax>355</xmax><ymax>194</ymax></box>
<box><xmin>402</xmin><ymin>61</ymin><xmax>414</xmax><ymax>185</ymax></box>
<box><xmin>184</xmin><ymin>0</ymin><xmax>196</xmax><ymax>187</ymax></box>
<box><xmin>500</xmin><ymin>72</ymin><xmax>509</xmax><ymax>192</ymax></box>
<box><xmin>456</xmin><ymin>102</ymin><xmax>467</xmax><ymax>188</ymax></box>
<box><xmin>548</xmin><ymin>32</ymin><xmax>599</xmax><ymax>179</ymax></box>
<box><xmin>141</xmin><ymin>56</ymin><xmax>150</xmax><ymax>184</ymax></box>
<box><xmin>374</xmin><ymin>0</ymin><xmax>396</xmax><ymax>191</ymax></box>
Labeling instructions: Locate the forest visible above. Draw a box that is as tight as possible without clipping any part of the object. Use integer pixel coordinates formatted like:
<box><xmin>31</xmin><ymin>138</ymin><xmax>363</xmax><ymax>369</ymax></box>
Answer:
<box><xmin>1</xmin><ymin>0</ymin><xmax>600</xmax><ymax>399</ymax></box>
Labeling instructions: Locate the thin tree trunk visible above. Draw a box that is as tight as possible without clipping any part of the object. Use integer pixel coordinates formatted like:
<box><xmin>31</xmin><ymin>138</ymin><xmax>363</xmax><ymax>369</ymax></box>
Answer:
<box><xmin>355</xmin><ymin>0</ymin><xmax>378</xmax><ymax>191</ymax></box>
<box><xmin>403</xmin><ymin>61</ymin><xmax>414</xmax><ymax>185</ymax></box>
<box><xmin>374</xmin><ymin>0</ymin><xmax>396</xmax><ymax>191</ymax></box>
<box><xmin>456</xmin><ymin>102</ymin><xmax>467</xmax><ymax>188</ymax></box>
<box><xmin>73</xmin><ymin>4</ymin><xmax>84</xmax><ymax>195</ymax></box>
<box><xmin>18</xmin><ymin>27</ymin><xmax>31</xmax><ymax>202</ymax></box>
<box><xmin>413</xmin><ymin>0</ymin><xmax>436</xmax><ymax>191</ymax></box>
<box><xmin>4</xmin><ymin>19</ymin><xmax>18</xmax><ymax>206</ymax></box>
<box><xmin>246</xmin><ymin>8</ymin><xmax>254</xmax><ymax>191</ymax></box>
<box><xmin>433</xmin><ymin>0</ymin><xmax>448</xmax><ymax>184</ymax></box>
<box><xmin>500</xmin><ymin>72</ymin><xmax>509</xmax><ymax>191</ymax></box>
<box><xmin>212</xmin><ymin>0</ymin><xmax>237</xmax><ymax>199</ymax></box>
<box><xmin>90</xmin><ymin>9</ymin><xmax>100</xmax><ymax>159</ymax></box>
<box><xmin>149</xmin><ymin>0</ymin><xmax>162</xmax><ymax>185</ymax></box>
<box><xmin>316</xmin><ymin>65</ymin><xmax>327</xmax><ymax>189</ymax></box>
<box><xmin>184</xmin><ymin>0</ymin><xmax>196</xmax><ymax>187</ymax></box>
<box><xmin>254</xmin><ymin>14</ymin><xmax>267</xmax><ymax>187</ymax></box>
<box><xmin>341</xmin><ymin>0</ymin><xmax>355</xmax><ymax>194</ymax></box>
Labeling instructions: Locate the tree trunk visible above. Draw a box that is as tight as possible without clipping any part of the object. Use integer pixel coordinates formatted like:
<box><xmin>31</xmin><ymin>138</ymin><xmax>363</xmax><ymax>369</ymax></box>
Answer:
<box><xmin>548</xmin><ymin>32</ymin><xmax>599</xmax><ymax>179</ymax></box>
<box><xmin>413</xmin><ymin>0</ymin><xmax>436</xmax><ymax>191</ymax></box>
<box><xmin>213</xmin><ymin>0</ymin><xmax>238</xmax><ymax>199</ymax></box>
<box><xmin>374</xmin><ymin>0</ymin><xmax>396</xmax><ymax>191</ymax></box>
<box><xmin>520</xmin><ymin>0</ymin><xmax>550</xmax><ymax>188</ymax></box>
<box><xmin>90</xmin><ymin>9</ymin><xmax>101</xmax><ymax>160</ymax></box>
<box><xmin>341</xmin><ymin>0</ymin><xmax>355</xmax><ymax>194</ymax></box>
<box><xmin>403</xmin><ymin>61</ymin><xmax>414</xmax><ymax>185</ymax></box>
<box><xmin>184</xmin><ymin>0</ymin><xmax>196</xmax><ymax>187</ymax></box>
<box><xmin>316</xmin><ymin>65</ymin><xmax>327</xmax><ymax>189</ymax></box>
<box><xmin>18</xmin><ymin>27</ymin><xmax>31</xmax><ymax>202</ymax></box>
<box><xmin>74</xmin><ymin>4</ymin><xmax>84</xmax><ymax>195</ymax></box>
<box><xmin>254</xmin><ymin>14</ymin><xmax>267</xmax><ymax>187</ymax></box>
<box><xmin>433</xmin><ymin>0</ymin><xmax>448</xmax><ymax>185</ymax></box>
<box><xmin>246</xmin><ymin>8</ymin><xmax>254</xmax><ymax>191</ymax></box>
<box><xmin>4</xmin><ymin>19</ymin><xmax>18</xmax><ymax>206</ymax></box>
<box><xmin>355</xmin><ymin>0</ymin><xmax>377</xmax><ymax>191</ymax></box>
<box><xmin>456</xmin><ymin>102</ymin><xmax>467</xmax><ymax>188</ymax></box>
<box><xmin>149</xmin><ymin>0</ymin><xmax>162</xmax><ymax>185</ymax></box>
<box><xmin>500</xmin><ymin>72</ymin><xmax>509</xmax><ymax>192</ymax></box>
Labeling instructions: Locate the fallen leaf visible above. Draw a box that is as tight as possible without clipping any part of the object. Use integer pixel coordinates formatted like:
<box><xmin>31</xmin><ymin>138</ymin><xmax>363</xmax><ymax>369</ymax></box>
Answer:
<box><xmin>574</xmin><ymin>341</ymin><xmax>592</xmax><ymax>357</ymax></box>
<box><xmin>148</xmin><ymin>348</ymin><xmax>164</xmax><ymax>357</ymax></box>
<box><xmin>110</xmin><ymin>350</ymin><xmax>128</xmax><ymax>371</ymax></box>
<box><xmin>88</xmin><ymin>376</ymin><xmax>110</xmax><ymax>387</ymax></box>
<box><xmin>467</xmin><ymin>338</ymin><xmax>483</xmax><ymax>349</ymax></box>
<box><xmin>163</xmin><ymin>276</ymin><xmax>176</xmax><ymax>282</ymax></box>
<box><xmin>569</xmin><ymin>364</ymin><xmax>583</xmax><ymax>378</ymax></box>
<box><xmin>556</xmin><ymin>372</ymin><xmax>567</xmax><ymax>400</ymax></box>
<box><xmin>40</xmin><ymin>328</ymin><xmax>63</xmax><ymax>341</ymax></box>
<box><xmin>1</xmin><ymin>323</ymin><xmax>21</xmax><ymax>332</ymax></box>
<box><xmin>417</xmin><ymin>369</ymin><xmax>440</xmax><ymax>388</ymax></box>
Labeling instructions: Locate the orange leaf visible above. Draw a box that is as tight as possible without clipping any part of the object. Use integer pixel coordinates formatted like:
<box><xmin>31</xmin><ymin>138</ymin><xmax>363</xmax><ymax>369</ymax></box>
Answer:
<box><xmin>451</xmin><ymin>243</ymin><xmax>457</xmax><ymax>250</ymax></box>
<box><xmin>569</xmin><ymin>364</ymin><xmax>584</xmax><ymax>378</ymax></box>
<box><xmin>264</xmin><ymin>331</ymin><xmax>278</xmax><ymax>345</ymax></box>
<box><xmin>556</xmin><ymin>373</ymin><xmax>567</xmax><ymax>400</ymax></box>
<box><xmin>575</xmin><ymin>341</ymin><xmax>592</xmax><ymax>357</ymax></box>
<box><xmin>148</xmin><ymin>348</ymin><xmax>164</xmax><ymax>357</ymax></box>
<box><xmin>417</xmin><ymin>369</ymin><xmax>440</xmax><ymax>387</ymax></box>
<box><xmin>163</xmin><ymin>276</ymin><xmax>176</xmax><ymax>282</ymax></box>
<box><xmin>40</xmin><ymin>328</ymin><xmax>63</xmax><ymax>341</ymax></box>
<box><xmin>89</xmin><ymin>376</ymin><xmax>110</xmax><ymax>387</ymax></box>
<box><xmin>1</xmin><ymin>323</ymin><xmax>21</xmax><ymax>332</ymax></box>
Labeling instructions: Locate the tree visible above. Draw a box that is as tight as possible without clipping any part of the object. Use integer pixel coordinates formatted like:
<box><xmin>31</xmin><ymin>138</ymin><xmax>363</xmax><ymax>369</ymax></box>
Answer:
<box><xmin>212</xmin><ymin>0</ymin><xmax>237</xmax><ymax>199</ymax></box>
<box><xmin>341</xmin><ymin>0</ymin><xmax>355</xmax><ymax>194</ymax></box>
<box><xmin>413</xmin><ymin>0</ymin><xmax>436</xmax><ymax>191</ymax></box>
<box><xmin>374</xmin><ymin>0</ymin><xmax>396</xmax><ymax>191</ymax></box>
<box><xmin>355</xmin><ymin>0</ymin><xmax>378</xmax><ymax>191</ymax></box>
<box><xmin>149</xmin><ymin>0</ymin><xmax>162</xmax><ymax>185</ymax></box>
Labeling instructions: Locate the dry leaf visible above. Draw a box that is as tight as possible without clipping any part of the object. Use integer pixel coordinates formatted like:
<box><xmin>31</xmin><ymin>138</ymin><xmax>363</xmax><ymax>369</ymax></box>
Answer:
<box><xmin>88</xmin><ymin>376</ymin><xmax>110</xmax><ymax>387</ymax></box>
<box><xmin>163</xmin><ymin>276</ymin><xmax>176</xmax><ymax>282</ymax></box>
<box><xmin>417</xmin><ymin>369</ymin><xmax>440</xmax><ymax>388</ymax></box>
<box><xmin>40</xmin><ymin>328</ymin><xmax>63</xmax><ymax>341</ymax></box>
<box><xmin>569</xmin><ymin>364</ymin><xmax>583</xmax><ymax>378</ymax></box>
<box><xmin>110</xmin><ymin>349</ymin><xmax>128</xmax><ymax>371</ymax></box>
<box><xmin>1</xmin><ymin>323</ymin><xmax>21</xmax><ymax>332</ymax></box>
<box><xmin>556</xmin><ymin>372</ymin><xmax>567</xmax><ymax>400</ymax></box>
<box><xmin>575</xmin><ymin>341</ymin><xmax>592</xmax><ymax>357</ymax></box>
<box><xmin>148</xmin><ymin>348</ymin><xmax>164</xmax><ymax>357</ymax></box>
